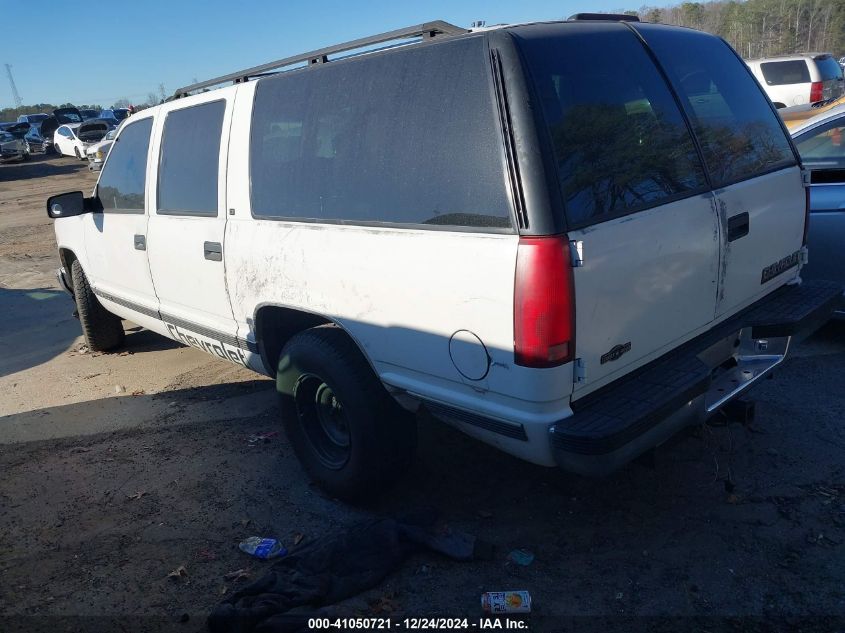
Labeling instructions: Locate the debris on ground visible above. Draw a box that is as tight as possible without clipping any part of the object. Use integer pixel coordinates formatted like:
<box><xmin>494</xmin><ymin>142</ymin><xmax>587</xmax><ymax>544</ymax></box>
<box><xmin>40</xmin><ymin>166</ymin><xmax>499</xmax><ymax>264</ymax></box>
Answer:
<box><xmin>506</xmin><ymin>549</ymin><xmax>535</xmax><ymax>566</ymax></box>
<box><xmin>238</xmin><ymin>536</ymin><xmax>287</xmax><ymax>559</ymax></box>
<box><xmin>114</xmin><ymin>385</ymin><xmax>126</xmax><ymax>394</ymax></box>
<box><xmin>292</xmin><ymin>532</ymin><xmax>304</xmax><ymax>546</ymax></box>
<box><xmin>481</xmin><ymin>590</ymin><xmax>532</xmax><ymax>614</ymax></box>
<box><xmin>127</xmin><ymin>491</ymin><xmax>147</xmax><ymax>501</ymax></box>
<box><xmin>209</xmin><ymin>514</ymin><xmax>485</xmax><ymax>632</ymax></box>
<box><xmin>247</xmin><ymin>431</ymin><xmax>279</xmax><ymax>445</ymax></box>
<box><xmin>167</xmin><ymin>565</ymin><xmax>188</xmax><ymax>581</ymax></box>
<box><xmin>223</xmin><ymin>568</ymin><xmax>252</xmax><ymax>582</ymax></box>
<box><xmin>131</xmin><ymin>389</ymin><xmax>146</xmax><ymax>396</ymax></box>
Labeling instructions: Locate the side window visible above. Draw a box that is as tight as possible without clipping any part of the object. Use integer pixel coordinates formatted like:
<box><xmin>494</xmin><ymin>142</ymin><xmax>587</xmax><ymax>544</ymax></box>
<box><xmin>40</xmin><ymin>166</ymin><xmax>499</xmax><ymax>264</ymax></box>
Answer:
<box><xmin>97</xmin><ymin>118</ymin><xmax>153</xmax><ymax>213</ymax></box>
<box><xmin>635</xmin><ymin>25</ymin><xmax>796</xmax><ymax>187</ymax></box>
<box><xmin>58</xmin><ymin>127</ymin><xmax>69</xmax><ymax>138</ymax></box>
<box><xmin>760</xmin><ymin>60</ymin><xmax>810</xmax><ymax>86</ymax></box>
<box><xmin>249</xmin><ymin>37</ymin><xmax>512</xmax><ymax>229</ymax></box>
<box><xmin>795</xmin><ymin>119</ymin><xmax>845</xmax><ymax>168</ymax></box>
<box><xmin>157</xmin><ymin>100</ymin><xmax>225</xmax><ymax>216</ymax></box>
<box><xmin>513</xmin><ymin>24</ymin><xmax>708</xmax><ymax>228</ymax></box>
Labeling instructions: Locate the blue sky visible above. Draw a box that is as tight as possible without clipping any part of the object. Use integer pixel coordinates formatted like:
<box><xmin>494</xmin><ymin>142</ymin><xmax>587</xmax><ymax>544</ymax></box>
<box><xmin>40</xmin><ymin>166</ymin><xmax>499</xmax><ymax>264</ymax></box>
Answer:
<box><xmin>3</xmin><ymin>0</ymin><xmax>669</xmax><ymax>109</ymax></box>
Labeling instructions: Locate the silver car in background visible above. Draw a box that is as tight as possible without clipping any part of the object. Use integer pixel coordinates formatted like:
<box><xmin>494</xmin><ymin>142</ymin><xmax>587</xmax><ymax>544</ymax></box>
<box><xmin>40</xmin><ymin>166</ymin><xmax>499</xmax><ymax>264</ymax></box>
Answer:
<box><xmin>792</xmin><ymin>102</ymin><xmax>845</xmax><ymax>316</ymax></box>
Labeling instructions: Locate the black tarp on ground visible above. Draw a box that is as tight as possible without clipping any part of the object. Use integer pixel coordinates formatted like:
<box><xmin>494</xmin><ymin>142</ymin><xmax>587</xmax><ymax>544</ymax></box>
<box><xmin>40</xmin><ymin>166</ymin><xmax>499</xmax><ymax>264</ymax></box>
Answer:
<box><xmin>208</xmin><ymin>515</ymin><xmax>488</xmax><ymax>633</ymax></box>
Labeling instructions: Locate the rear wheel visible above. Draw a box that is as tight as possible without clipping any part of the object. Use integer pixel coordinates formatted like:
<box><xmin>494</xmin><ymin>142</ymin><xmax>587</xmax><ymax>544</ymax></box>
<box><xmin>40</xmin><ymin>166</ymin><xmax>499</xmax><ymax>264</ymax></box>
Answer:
<box><xmin>277</xmin><ymin>325</ymin><xmax>416</xmax><ymax>501</ymax></box>
<box><xmin>74</xmin><ymin>146</ymin><xmax>82</xmax><ymax>160</ymax></box>
<box><xmin>70</xmin><ymin>260</ymin><xmax>125</xmax><ymax>352</ymax></box>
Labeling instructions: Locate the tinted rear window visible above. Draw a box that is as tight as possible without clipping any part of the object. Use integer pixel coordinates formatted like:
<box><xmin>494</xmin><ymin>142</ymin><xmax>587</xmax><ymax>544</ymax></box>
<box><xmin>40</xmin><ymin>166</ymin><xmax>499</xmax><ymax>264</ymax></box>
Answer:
<box><xmin>513</xmin><ymin>23</ymin><xmax>708</xmax><ymax>228</ymax></box>
<box><xmin>158</xmin><ymin>100</ymin><xmax>225</xmax><ymax>216</ymax></box>
<box><xmin>249</xmin><ymin>37</ymin><xmax>512</xmax><ymax>229</ymax></box>
<box><xmin>816</xmin><ymin>56</ymin><xmax>844</xmax><ymax>81</ymax></box>
<box><xmin>760</xmin><ymin>60</ymin><xmax>811</xmax><ymax>85</ymax></box>
<box><xmin>634</xmin><ymin>24</ymin><xmax>796</xmax><ymax>187</ymax></box>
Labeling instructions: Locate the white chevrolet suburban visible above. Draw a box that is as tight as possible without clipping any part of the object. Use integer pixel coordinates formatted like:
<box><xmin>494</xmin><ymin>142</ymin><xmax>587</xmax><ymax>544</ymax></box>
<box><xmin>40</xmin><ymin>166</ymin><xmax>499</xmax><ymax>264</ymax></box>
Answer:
<box><xmin>47</xmin><ymin>17</ymin><xmax>842</xmax><ymax>500</ymax></box>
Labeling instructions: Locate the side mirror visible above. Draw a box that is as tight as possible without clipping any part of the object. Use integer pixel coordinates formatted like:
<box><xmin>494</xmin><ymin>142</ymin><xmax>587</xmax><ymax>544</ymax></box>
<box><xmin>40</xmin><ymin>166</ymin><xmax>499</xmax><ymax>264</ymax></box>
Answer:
<box><xmin>46</xmin><ymin>191</ymin><xmax>100</xmax><ymax>219</ymax></box>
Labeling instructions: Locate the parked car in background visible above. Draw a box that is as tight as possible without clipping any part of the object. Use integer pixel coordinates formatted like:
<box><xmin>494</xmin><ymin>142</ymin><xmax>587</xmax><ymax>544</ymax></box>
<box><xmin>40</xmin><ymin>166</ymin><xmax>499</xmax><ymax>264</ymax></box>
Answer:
<box><xmin>24</xmin><ymin>125</ymin><xmax>50</xmax><ymax>153</ymax></box>
<box><xmin>53</xmin><ymin>121</ymin><xmax>109</xmax><ymax>159</ymax></box>
<box><xmin>85</xmin><ymin>123</ymin><xmax>121</xmax><ymax>170</ymax></box>
<box><xmin>791</xmin><ymin>103</ymin><xmax>845</xmax><ymax>316</ymax></box>
<box><xmin>0</xmin><ymin>122</ymin><xmax>30</xmax><ymax>162</ymax></box>
<box><xmin>79</xmin><ymin>109</ymin><xmax>100</xmax><ymax>120</ymax></box>
<box><xmin>98</xmin><ymin>108</ymin><xmax>130</xmax><ymax>126</ymax></box>
<box><xmin>747</xmin><ymin>53</ymin><xmax>845</xmax><ymax>107</ymax></box>
<box><xmin>779</xmin><ymin>95</ymin><xmax>845</xmax><ymax>129</ymax></box>
<box><xmin>16</xmin><ymin>113</ymin><xmax>50</xmax><ymax>125</ymax></box>
<box><xmin>53</xmin><ymin>107</ymin><xmax>84</xmax><ymax>124</ymax></box>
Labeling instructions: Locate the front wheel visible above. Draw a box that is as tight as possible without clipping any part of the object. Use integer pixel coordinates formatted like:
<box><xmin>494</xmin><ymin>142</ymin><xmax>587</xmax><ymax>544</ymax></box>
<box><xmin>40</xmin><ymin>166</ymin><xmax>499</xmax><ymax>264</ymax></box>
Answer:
<box><xmin>277</xmin><ymin>325</ymin><xmax>416</xmax><ymax>501</ymax></box>
<box><xmin>74</xmin><ymin>146</ymin><xmax>82</xmax><ymax>160</ymax></box>
<box><xmin>70</xmin><ymin>260</ymin><xmax>125</xmax><ymax>352</ymax></box>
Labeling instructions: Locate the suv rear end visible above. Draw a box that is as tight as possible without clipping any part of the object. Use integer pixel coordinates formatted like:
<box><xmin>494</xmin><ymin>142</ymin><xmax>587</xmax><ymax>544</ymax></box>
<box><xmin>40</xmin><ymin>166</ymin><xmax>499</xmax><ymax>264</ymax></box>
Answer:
<box><xmin>456</xmin><ymin>21</ymin><xmax>840</xmax><ymax>476</ymax></box>
<box><xmin>748</xmin><ymin>53</ymin><xmax>845</xmax><ymax>107</ymax></box>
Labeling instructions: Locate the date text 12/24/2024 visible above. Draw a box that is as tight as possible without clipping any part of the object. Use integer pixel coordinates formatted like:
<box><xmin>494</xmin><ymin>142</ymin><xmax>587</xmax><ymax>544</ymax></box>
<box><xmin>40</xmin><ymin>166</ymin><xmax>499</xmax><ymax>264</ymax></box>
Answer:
<box><xmin>307</xmin><ymin>618</ymin><xmax>529</xmax><ymax>630</ymax></box>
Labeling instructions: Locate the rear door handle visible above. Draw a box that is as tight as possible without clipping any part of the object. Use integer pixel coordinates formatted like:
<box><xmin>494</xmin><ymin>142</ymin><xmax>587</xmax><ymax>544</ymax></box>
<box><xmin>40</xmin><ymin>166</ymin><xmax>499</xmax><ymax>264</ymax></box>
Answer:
<box><xmin>133</xmin><ymin>234</ymin><xmax>146</xmax><ymax>250</ymax></box>
<box><xmin>204</xmin><ymin>241</ymin><xmax>222</xmax><ymax>261</ymax></box>
<box><xmin>727</xmin><ymin>212</ymin><xmax>749</xmax><ymax>242</ymax></box>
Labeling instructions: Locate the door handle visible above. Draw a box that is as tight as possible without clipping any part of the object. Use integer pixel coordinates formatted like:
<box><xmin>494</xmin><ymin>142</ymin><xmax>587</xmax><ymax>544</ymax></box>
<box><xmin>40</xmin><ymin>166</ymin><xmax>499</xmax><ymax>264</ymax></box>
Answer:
<box><xmin>204</xmin><ymin>241</ymin><xmax>223</xmax><ymax>261</ymax></box>
<box><xmin>133</xmin><ymin>234</ymin><xmax>146</xmax><ymax>250</ymax></box>
<box><xmin>727</xmin><ymin>212</ymin><xmax>749</xmax><ymax>242</ymax></box>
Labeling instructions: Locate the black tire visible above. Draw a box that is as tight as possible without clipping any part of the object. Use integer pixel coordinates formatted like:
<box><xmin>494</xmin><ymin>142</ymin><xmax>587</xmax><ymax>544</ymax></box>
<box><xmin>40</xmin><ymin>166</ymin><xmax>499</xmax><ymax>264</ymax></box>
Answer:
<box><xmin>277</xmin><ymin>325</ymin><xmax>416</xmax><ymax>501</ymax></box>
<box><xmin>74</xmin><ymin>146</ymin><xmax>82</xmax><ymax>160</ymax></box>
<box><xmin>70</xmin><ymin>259</ymin><xmax>125</xmax><ymax>352</ymax></box>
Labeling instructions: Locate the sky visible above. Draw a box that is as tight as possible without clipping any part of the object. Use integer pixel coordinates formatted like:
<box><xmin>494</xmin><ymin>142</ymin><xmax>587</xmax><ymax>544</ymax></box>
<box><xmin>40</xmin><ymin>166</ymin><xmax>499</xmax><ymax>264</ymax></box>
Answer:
<box><xmin>1</xmin><ymin>0</ymin><xmax>676</xmax><ymax>110</ymax></box>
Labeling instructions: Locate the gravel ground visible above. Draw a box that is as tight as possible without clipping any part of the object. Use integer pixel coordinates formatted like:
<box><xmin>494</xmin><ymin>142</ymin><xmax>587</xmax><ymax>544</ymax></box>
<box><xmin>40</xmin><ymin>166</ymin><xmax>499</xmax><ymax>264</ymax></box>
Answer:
<box><xmin>1</xmin><ymin>156</ymin><xmax>844</xmax><ymax>633</ymax></box>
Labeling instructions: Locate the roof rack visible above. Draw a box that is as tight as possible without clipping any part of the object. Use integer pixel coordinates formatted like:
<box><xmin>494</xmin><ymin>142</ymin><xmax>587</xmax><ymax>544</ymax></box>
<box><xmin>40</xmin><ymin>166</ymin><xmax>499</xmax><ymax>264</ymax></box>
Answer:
<box><xmin>172</xmin><ymin>20</ymin><xmax>466</xmax><ymax>99</ymax></box>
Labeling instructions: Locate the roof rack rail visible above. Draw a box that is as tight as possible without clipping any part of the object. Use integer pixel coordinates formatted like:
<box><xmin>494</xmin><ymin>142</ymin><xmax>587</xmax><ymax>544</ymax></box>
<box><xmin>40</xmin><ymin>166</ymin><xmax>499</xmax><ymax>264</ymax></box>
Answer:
<box><xmin>172</xmin><ymin>20</ymin><xmax>466</xmax><ymax>99</ymax></box>
<box><xmin>568</xmin><ymin>12</ymin><xmax>640</xmax><ymax>21</ymax></box>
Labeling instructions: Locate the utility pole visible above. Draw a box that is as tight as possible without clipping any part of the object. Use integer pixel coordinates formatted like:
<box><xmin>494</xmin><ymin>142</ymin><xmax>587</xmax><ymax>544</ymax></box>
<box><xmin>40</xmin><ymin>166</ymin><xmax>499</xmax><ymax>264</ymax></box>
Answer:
<box><xmin>5</xmin><ymin>64</ymin><xmax>23</xmax><ymax>108</ymax></box>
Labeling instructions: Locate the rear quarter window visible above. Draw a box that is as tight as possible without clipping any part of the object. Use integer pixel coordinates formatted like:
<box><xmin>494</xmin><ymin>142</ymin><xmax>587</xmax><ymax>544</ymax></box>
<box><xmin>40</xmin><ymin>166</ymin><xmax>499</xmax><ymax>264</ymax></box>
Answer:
<box><xmin>157</xmin><ymin>100</ymin><xmax>225</xmax><ymax>216</ymax></box>
<box><xmin>513</xmin><ymin>23</ymin><xmax>708</xmax><ymax>228</ymax></box>
<box><xmin>760</xmin><ymin>60</ymin><xmax>811</xmax><ymax>85</ymax></box>
<box><xmin>249</xmin><ymin>36</ymin><xmax>512</xmax><ymax>230</ymax></box>
<box><xmin>634</xmin><ymin>24</ymin><xmax>796</xmax><ymax>188</ymax></box>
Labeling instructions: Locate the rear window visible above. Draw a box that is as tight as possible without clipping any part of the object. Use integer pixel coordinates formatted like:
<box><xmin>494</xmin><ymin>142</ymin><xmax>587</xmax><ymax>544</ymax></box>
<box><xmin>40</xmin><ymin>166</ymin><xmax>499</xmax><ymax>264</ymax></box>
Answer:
<box><xmin>513</xmin><ymin>23</ymin><xmax>708</xmax><ymax>228</ymax></box>
<box><xmin>249</xmin><ymin>37</ymin><xmax>512</xmax><ymax>229</ymax></box>
<box><xmin>634</xmin><ymin>24</ymin><xmax>796</xmax><ymax>187</ymax></box>
<box><xmin>157</xmin><ymin>100</ymin><xmax>225</xmax><ymax>216</ymax></box>
<box><xmin>760</xmin><ymin>60</ymin><xmax>811</xmax><ymax>85</ymax></box>
<box><xmin>816</xmin><ymin>56</ymin><xmax>844</xmax><ymax>81</ymax></box>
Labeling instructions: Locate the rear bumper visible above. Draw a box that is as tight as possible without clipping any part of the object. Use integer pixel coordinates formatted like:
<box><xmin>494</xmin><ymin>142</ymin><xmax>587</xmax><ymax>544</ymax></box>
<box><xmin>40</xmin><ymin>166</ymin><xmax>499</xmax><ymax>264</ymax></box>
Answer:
<box><xmin>550</xmin><ymin>279</ymin><xmax>843</xmax><ymax>476</ymax></box>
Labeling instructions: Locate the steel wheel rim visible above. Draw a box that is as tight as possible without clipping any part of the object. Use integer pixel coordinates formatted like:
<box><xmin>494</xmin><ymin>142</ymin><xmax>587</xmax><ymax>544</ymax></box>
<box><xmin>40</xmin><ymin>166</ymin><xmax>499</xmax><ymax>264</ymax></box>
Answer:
<box><xmin>294</xmin><ymin>373</ymin><xmax>350</xmax><ymax>470</ymax></box>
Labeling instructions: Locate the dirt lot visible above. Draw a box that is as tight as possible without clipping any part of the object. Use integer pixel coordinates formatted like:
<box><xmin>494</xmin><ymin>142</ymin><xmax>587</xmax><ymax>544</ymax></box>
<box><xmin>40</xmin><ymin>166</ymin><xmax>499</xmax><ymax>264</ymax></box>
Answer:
<box><xmin>1</xmin><ymin>156</ymin><xmax>844</xmax><ymax>632</ymax></box>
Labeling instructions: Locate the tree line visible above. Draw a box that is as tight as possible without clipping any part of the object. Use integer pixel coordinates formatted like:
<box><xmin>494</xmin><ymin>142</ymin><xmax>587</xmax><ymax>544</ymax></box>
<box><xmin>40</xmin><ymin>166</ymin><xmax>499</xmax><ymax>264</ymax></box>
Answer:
<box><xmin>630</xmin><ymin>0</ymin><xmax>845</xmax><ymax>59</ymax></box>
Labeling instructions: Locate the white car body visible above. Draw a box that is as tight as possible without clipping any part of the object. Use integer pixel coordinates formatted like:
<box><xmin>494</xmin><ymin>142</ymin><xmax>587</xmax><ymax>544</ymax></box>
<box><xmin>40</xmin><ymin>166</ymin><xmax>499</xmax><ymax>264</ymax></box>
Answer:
<box><xmin>50</xmin><ymin>21</ymin><xmax>840</xmax><ymax>481</ymax></box>
<box><xmin>85</xmin><ymin>128</ymin><xmax>118</xmax><ymax>171</ymax></box>
<box><xmin>53</xmin><ymin>121</ymin><xmax>109</xmax><ymax>159</ymax></box>
<box><xmin>747</xmin><ymin>53</ymin><xmax>845</xmax><ymax>107</ymax></box>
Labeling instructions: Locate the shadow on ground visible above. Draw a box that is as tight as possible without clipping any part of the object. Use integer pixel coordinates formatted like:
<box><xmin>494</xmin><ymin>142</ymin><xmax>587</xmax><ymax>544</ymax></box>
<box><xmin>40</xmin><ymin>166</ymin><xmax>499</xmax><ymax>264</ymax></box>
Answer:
<box><xmin>0</xmin><ymin>287</ymin><xmax>180</xmax><ymax>378</ymax></box>
<box><xmin>0</xmin><ymin>321</ymin><xmax>843</xmax><ymax>625</ymax></box>
<box><xmin>0</xmin><ymin>153</ymin><xmax>90</xmax><ymax>182</ymax></box>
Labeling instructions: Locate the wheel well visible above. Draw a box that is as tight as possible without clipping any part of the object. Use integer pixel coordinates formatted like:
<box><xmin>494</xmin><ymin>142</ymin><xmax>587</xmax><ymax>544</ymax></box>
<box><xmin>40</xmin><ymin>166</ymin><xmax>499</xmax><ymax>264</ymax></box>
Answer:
<box><xmin>255</xmin><ymin>305</ymin><xmax>332</xmax><ymax>375</ymax></box>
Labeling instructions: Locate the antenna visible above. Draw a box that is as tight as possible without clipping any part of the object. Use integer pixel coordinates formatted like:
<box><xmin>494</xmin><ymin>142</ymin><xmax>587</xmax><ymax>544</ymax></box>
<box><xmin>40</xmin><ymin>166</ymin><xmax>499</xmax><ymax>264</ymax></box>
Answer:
<box><xmin>5</xmin><ymin>64</ymin><xmax>23</xmax><ymax>108</ymax></box>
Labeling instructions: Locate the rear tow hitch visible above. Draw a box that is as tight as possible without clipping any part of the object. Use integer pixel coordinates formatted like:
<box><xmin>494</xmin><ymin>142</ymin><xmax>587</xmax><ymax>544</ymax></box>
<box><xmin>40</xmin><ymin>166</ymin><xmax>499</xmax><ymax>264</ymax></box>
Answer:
<box><xmin>719</xmin><ymin>398</ymin><xmax>756</xmax><ymax>426</ymax></box>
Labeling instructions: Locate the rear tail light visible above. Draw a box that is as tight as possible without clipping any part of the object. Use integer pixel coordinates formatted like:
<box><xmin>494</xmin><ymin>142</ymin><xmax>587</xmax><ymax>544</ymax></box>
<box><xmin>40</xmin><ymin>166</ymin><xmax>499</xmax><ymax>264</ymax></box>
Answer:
<box><xmin>514</xmin><ymin>235</ymin><xmax>575</xmax><ymax>368</ymax></box>
<box><xmin>810</xmin><ymin>81</ymin><xmax>824</xmax><ymax>103</ymax></box>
